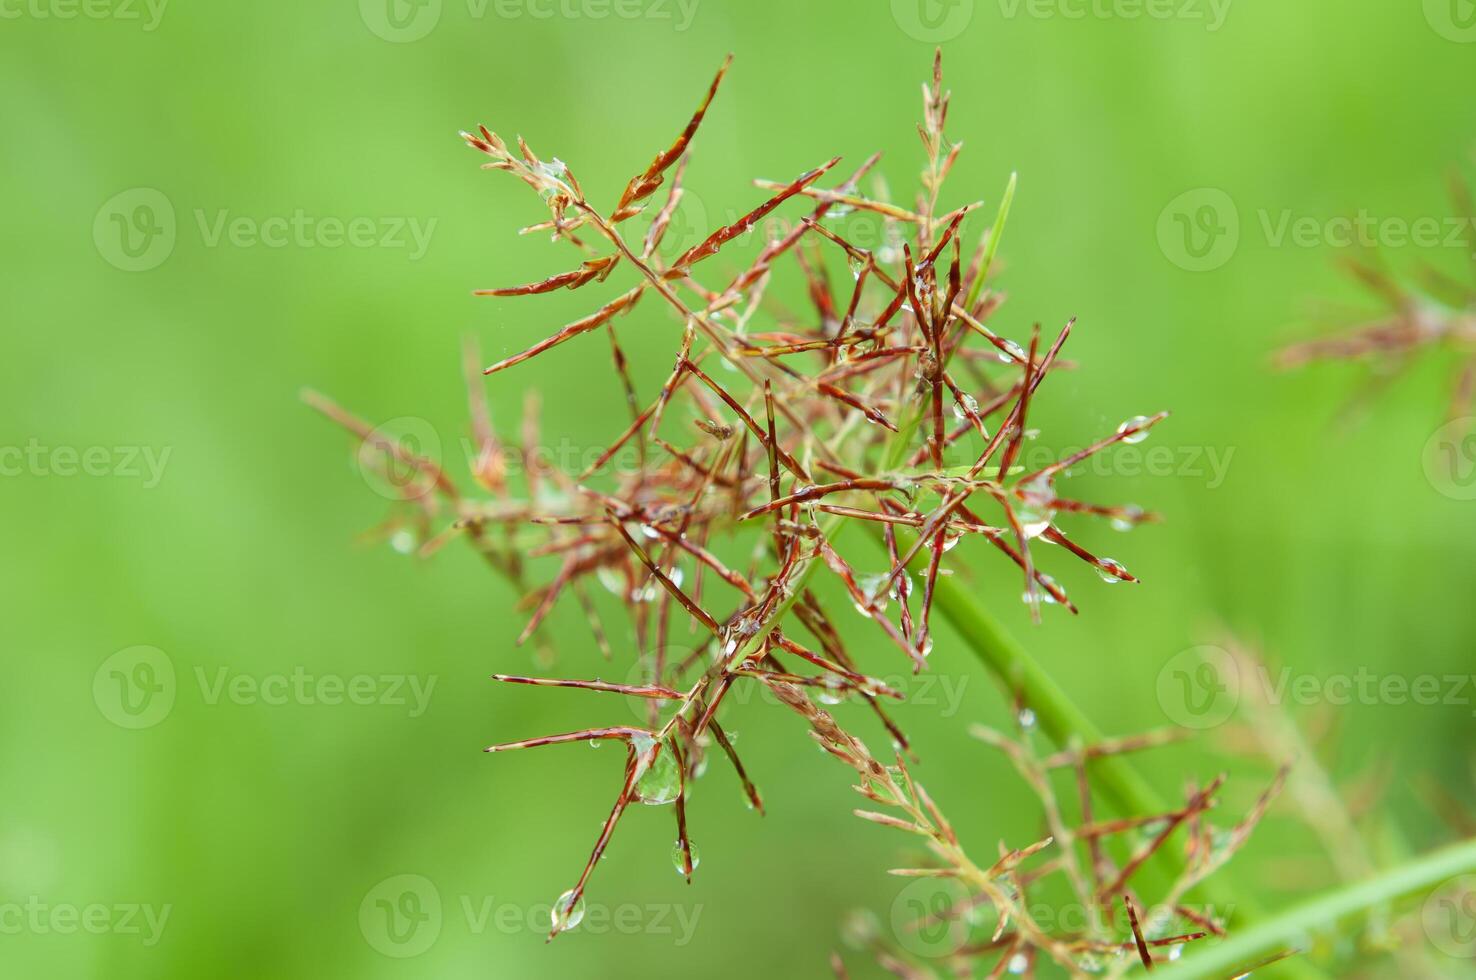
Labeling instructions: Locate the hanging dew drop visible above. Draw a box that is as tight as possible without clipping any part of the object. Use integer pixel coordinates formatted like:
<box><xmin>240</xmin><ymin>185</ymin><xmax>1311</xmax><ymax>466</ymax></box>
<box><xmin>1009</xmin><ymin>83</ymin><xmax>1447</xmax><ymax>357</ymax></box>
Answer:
<box><xmin>596</xmin><ymin>565</ymin><xmax>626</xmax><ymax>596</ymax></box>
<box><xmin>952</xmin><ymin>393</ymin><xmax>979</xmax><ymax>421</ymax></box>
<box><xmin>389</xmin><ymin>529</ymin><xmax>416</xmax><ymax>555</ymax></box>
<box><xmin>818</xmin><ymin>674</ymin><xmax>847</xmax><ymax>705</ymax></box>
<box><xmin>1018</xmin><ymin>707</ymin><xmax>1037</xmax><ymax>731</ymax></box>
<box><xmin>1168</xmin><ymin>946</ymin><xmax>1183</xmax><ymax>962</ymax></box>
<box><xmin>1117</xmin><ymin>415</ymin><xmax>1152</xmax><ymax>444</ymax></box>
<box><xmin>551</xmin><ymin>889</ymin><xmax>585</xmax><ymax>931</ymax></box>
<box><xmin>1008</xmin><ymin>952</ymin><xmax>1029</xmax><ymax>974</ymax></box>
<box><xmin>1015</xmin><ymin>475</ymin><xmax>1056</xmax><ymax>538</ymax></box>
<box><xmin>857</xmin><ymin>573</ymin><xmax>891</xmax><ymax>613</ymax></box>
<box><xmin>1096</xmin><ymin>558</ymin><xmax>1127</xmax><ymax>583</ymax></box>
<box><xmin>634</xmin><ymin>738</ymin><xmax>681</xmax><ymax>806</ymax></box>
<box><xmin>670</xmin><ymin>840</ymin><xmax>701</xmax><ymax>876</ymax></box>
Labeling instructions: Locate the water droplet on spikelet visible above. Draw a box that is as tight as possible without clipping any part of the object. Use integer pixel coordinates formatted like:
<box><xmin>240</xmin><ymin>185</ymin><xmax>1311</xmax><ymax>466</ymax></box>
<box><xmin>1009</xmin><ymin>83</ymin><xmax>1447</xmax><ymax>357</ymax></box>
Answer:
<box><xmin>1096</xmin><ymin>558</ymin><xmax>1127</xmax><ymax>583</ymax></box>
<box><xmin>1117</xmin><ymin>416</ymin><xmax>1152</xmax><ymax>444</ymax></box>
<box><xmin>633</xmin><ymin>736</ymin><xmax>681</xmax><ymax>806</ymax></box>
<box><xmin>552</xmin><ymin>889</ymin><xmax>585</xmax><ymax>931</ymax></box>
<box><xmin>670</xmin><ymin>840</ymin><xmax>701</xmax><ymax>876</ymax></box>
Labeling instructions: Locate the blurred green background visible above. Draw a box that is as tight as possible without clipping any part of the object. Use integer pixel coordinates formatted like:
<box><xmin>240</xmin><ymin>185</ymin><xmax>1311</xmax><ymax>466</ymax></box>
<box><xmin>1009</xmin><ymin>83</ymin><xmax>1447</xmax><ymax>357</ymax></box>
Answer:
<box><xmin>4</xmin><ymin>0</ymin><xmax>1476</xmax><ymax>976</ymax></box>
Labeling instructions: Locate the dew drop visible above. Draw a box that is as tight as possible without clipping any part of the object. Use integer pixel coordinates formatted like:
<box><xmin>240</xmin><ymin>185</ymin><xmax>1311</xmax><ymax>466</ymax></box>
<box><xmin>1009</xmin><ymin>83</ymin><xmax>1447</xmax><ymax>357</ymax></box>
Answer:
<box><xmin>1096</xmin><ymin>558</ymin><xmax>1127</xmax><ymax>583</ymax></box>
<box><xmin>634</xmin><ymin>739</ymin><xmax>681</xmax><ymax>806</ymax></box>
<box><xmin>390</xmin><ymin>530</ymin><xmax>416</xmax><ymax>555</ymax></box>
<box><xmin>1008</xmin><ymin>952</ymin><xmax>1029</xmax><ymax>974</ymax></box>
<box><xmin>952</xmin><ymin>393</ymin><xmax>979</xmax><ymax>421</ymax></box>
<box><xmin>840</xmin><ymin>909</ymin><xmax>880</xmax><ymax>949</ymax></box>
<box><xmin>596</xmin><ymin>566</ymin><xmax>625</xmax><ymax>596</ymax></box>
<box><xmin>1117</xmin><ymin>415</ymin><xmax>1152</xmax><ymax>444</ymax></box>
<box><xmin>1018</xmin><ymin>707</ymin><xmax>1037</xmax><ymax>731</ymax></box>
<box><xmin>1168</xmin><ymin>946</ymin><xmax>1183</xmax><ymax>962</ymax></box>
<box><xmin>817</xmin><ymin>675</ymin><xmax>847</xmax><ymax>706</ymax></box>
<box><xmin>670</xmin><ymin>839</ymin><xmax>701</xmax><ymax>876</ymax></box>
<box><xmin>1015</xmin><ymin>475</ymin><xmax>1056</xmax><ymax>538</ymax></box>
<box><xmin>551</xmin><ymin>889</ymin><xmax>585</xmax><ymax>931</ymax></box>
<box><xmin>857</xmin><ymin>574</ymin><xmax>891</xmax><ymax>613</ymax></box>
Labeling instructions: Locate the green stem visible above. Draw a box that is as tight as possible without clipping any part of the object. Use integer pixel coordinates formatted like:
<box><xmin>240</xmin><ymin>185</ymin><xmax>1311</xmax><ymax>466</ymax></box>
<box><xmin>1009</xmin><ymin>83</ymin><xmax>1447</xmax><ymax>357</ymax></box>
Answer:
<box><xmin>1156</xmin><ymin>837</ymin><xmax>1476</xmax><ymax>978</ymax></box>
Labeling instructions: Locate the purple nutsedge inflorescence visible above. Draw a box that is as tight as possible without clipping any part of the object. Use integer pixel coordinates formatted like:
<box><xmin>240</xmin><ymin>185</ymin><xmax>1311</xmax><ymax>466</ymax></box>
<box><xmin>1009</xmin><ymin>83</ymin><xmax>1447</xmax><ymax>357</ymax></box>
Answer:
<box><xmin>304</xmin><ymin>52</ymin><xmax>1232</xmax><ymax>963</ymax></box>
